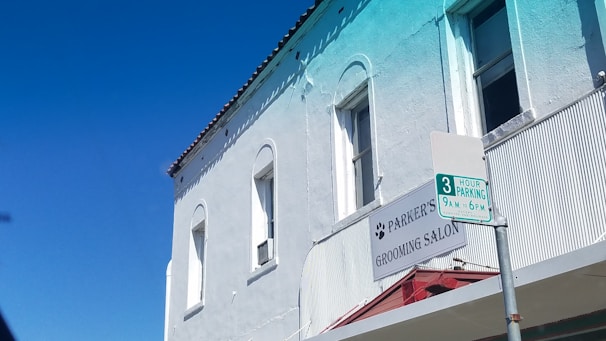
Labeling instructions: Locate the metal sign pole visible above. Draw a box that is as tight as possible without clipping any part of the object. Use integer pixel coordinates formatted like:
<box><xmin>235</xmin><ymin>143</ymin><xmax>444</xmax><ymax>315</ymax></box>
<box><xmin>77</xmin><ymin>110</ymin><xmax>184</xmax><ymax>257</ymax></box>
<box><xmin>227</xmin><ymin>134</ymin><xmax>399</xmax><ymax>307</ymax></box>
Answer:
<box><xmin>485</xmin><ymin>154</ymin><xmax>522</xmax><ymax>341</ymax></box>
<box><xmin>492</xmin><ymin>214</ymin><xmax>522</xmax><ymax>341</ymax></box>
<box><xmin>453</xmin><ymin>213</ymin><xmax>523</xmax><ymax>341</ymax></box>
<box><xmin>454</xmin><ymin>215</ymin><xmax>522</xmax><ymax>341</ymax></box>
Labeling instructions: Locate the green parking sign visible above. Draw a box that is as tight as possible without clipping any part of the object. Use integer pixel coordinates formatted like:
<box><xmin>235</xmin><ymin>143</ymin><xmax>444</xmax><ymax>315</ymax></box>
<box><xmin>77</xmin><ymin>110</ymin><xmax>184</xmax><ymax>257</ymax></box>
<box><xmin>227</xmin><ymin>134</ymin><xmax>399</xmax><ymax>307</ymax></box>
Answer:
<box><xmin>435</xmin><ymin>173</ymin><xmax>492</xmax><ymax>223</ymax></box>
<box><xmin>436</xmin><ymin>174</ymin><xmax>455</xmax><ymax>196</ymax></box>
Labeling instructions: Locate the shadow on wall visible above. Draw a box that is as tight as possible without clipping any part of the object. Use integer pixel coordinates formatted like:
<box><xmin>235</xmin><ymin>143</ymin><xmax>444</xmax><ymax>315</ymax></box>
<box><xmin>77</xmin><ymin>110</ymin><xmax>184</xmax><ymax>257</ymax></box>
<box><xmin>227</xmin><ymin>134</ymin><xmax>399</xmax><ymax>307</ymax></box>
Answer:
<box><xmin>174</xmin><ymin>0</ymin><xmax>372</xmax><ymax>203</ymax></box>
<box><xmin>578</xmin><ymin>0</ymin><xmax>606</xmax><ymax>86</ymax></box>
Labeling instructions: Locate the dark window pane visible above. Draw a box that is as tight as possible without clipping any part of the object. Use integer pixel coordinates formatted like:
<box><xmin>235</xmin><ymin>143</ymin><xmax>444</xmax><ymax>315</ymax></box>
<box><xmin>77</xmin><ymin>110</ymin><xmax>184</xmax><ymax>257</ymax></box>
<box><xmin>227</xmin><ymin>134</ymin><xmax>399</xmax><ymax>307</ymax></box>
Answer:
<box><xmin>482</xmin><ymin>69</ymin><xmax>520</xmax><ymax>131</ymax></box>
<box><xmin>266</xmin><ymin>178</ymin><xmax>274</xmax><ymax>238</ymax></box>
<box><xmin>473</xmin><ymin>0</ymin><xmax>506</xmax><ymax>29</ymax></box>
<box><xmin>473</xmin><ymin>6</ymin><xmax>511</xmax><ymax>68</ymax></box>
<box><xmin>360</xmin><ymin>152</ymin><xmax>375</xmax><ymax>206</ymax></box>
<box><xmin>351</xmin><ymin>101</ymin><xmax>374</xmax><ymax>208</ymax></box>
<box><xmin>356</xmin><ymin>106</ymin><xmax>371</xmax><ymax>151</ymax></box>
<box><xmin>472</xmin><ymin>0</ymin><xmax>519</xmax><ymax>133</ymax></box>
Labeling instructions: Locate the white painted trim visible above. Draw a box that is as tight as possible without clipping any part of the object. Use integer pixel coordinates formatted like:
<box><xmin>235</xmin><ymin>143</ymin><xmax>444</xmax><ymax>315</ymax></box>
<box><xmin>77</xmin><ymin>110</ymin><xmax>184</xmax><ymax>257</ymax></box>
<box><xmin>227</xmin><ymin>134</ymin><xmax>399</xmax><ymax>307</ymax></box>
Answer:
<box><xmin>247</xmin><ymin>257</ymin><xmax>279</xmax><ymax>285</ymax></box>
<box><xmin>164</xmin><ymin>259</ymin><xmax>172</xmax><ymax>341</ymax></box>
<box><xmin>506</xmin><ymin>0</ymin><xmax>534</xmax><ymax>114</ymax></box>
<box><xmin>183</xmin><ymin>301</ymin><xmax>204</xmax><ymax>321</ymax></box>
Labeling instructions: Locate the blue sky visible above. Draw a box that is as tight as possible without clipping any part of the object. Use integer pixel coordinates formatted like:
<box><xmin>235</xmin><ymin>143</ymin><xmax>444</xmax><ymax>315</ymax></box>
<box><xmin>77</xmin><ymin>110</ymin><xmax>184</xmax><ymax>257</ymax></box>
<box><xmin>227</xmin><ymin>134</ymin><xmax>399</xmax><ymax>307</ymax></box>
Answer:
<box><xmin>0</xmin><ymin>1</ymin><xmax>313</xmax><ymax>340</ymax></box>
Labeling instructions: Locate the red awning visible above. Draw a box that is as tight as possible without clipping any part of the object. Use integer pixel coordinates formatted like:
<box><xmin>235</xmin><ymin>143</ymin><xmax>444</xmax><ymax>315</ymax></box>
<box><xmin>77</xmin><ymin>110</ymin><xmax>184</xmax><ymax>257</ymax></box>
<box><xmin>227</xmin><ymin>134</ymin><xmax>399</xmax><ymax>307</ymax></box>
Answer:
<box><xmin>324</xmin><ymin>268</ymin><xmax>498</xmax><ymax>332</ymax></box>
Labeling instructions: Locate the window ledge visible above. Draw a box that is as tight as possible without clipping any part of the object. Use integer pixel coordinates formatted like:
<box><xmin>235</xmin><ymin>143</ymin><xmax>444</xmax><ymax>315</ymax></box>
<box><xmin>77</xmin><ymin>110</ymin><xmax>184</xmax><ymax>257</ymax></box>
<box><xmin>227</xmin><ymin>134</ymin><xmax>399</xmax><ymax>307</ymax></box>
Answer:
<box><xmin>482</xmin><ymin>109</ymin><xmax>535</xmax><ymax>148</ymax></box>
<box><xmin>247</xmin><ymin>257</ymin><xmax>278</xmax><ymax>285</ymax></box>
<box><xmin>183</xmin><ymin>301</ymin><xmax>205</xmax><ymax>321</ymax></box>
<box><xmin>332</xmin><ymin>198</ymin><xmax>382</xmax><ymax>236</ymax></box>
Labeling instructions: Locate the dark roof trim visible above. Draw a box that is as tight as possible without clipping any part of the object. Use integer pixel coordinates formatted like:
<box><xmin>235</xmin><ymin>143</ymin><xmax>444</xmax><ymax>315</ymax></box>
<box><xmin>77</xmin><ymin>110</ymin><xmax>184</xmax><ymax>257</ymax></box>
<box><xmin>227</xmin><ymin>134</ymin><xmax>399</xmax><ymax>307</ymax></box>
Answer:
<box><xmin>167</xmin><ymin>0</ymin><xmax>325</xmax><ymax>177</ymax></box>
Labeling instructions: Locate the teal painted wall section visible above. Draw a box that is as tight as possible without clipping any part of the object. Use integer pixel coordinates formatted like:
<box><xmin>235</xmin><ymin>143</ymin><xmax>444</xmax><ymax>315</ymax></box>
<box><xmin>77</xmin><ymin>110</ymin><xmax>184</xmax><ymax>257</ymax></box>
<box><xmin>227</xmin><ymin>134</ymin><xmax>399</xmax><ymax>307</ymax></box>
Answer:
<box><xmin>514</xmin><ymin>0</ymin><xmax>605</xmax><ymax>113</ymax></box>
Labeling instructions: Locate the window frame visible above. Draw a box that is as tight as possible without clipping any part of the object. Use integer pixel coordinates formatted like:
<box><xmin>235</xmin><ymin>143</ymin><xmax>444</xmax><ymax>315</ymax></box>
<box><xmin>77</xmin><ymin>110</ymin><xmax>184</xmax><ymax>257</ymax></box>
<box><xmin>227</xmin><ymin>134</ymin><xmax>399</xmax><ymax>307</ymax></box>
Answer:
<box><xmin>446</xmin><ymin>0</ymin><xmax>533</xmax><ymax>140</ymax></box>
<box><xmin>334</xmin><ymin>84</ymin><xmax>379</xmax><ymax>221</ymax></box>
<box><xmin>350</xmin><ymin>101</ymin><xmax>374</xmax><ymax>208</ymax></box>
<box><xmin>184</xmin><ymin>203</ymin><xmax>208</xmax><ymax>319</ymax></box>
<box><xmin>253</xmin><ymin>168</ymin><xmax>275</xmax><ymax>268</ymax></box>
<box><xmin>257</xmin><ymin>171</ymin><xmax>274</xmax><ymax>240</ymax></box>
<box><xmin>192</xmin><ymin>224</ymin><xmax>205</xmax><ymax>301</ymax></box>
<box><xmin>249</xmin><ymin>141</ymin><xmax>279</xmax><ymax>283</ymax></box>
<box><xmin>469</xmin><ymin>0</ymin><xmax>519</xmax><ymax>133</ymax></box>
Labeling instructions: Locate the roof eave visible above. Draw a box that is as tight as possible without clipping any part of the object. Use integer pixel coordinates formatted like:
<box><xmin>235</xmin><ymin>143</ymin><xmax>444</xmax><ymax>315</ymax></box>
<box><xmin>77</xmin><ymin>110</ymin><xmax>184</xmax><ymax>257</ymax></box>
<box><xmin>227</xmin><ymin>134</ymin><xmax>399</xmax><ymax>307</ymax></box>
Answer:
<box><xmin>167</xmin><ymin>0</ymin><xmax>325</xmax><ymax>178</ymax></box>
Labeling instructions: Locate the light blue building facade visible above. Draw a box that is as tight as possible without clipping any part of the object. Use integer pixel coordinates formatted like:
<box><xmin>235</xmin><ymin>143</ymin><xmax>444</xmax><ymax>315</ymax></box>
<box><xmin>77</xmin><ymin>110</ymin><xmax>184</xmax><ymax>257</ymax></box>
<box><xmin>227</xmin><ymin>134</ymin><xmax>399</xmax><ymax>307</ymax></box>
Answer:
<box><xmin>166</xmin><ymin>1</ymin><xmax>606</xmax><ymax>340</ymax></box>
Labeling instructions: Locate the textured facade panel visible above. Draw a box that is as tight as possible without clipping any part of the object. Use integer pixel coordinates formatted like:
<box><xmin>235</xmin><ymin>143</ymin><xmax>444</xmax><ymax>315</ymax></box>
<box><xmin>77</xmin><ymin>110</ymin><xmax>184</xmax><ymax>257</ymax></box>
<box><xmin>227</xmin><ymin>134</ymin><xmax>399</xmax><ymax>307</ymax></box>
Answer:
<box><xmin>301</xmin><ymin>219</ymin><xmax>382</xmax><ymax>337</ymax></box>
<box><xmin>486</xmin><ymin>89</ymin><xmax>606</xmax><ymax>270</ymax></box>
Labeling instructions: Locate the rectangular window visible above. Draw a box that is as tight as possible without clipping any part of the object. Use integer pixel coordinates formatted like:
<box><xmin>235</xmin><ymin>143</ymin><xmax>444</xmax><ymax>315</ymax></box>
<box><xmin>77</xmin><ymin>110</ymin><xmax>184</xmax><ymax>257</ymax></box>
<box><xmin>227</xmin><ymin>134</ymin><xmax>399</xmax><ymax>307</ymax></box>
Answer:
<box><xmin>351</xmin><ymin>102</ymin><xmax>375</xmax><ymax>208</ymax></box>
<box><xmin>471</xmin><ymin>0</ymin><xmax>520</xmax><ymax>132</ymax></box>
<box><xmin>193</xmin><ymin>228</ymin><xmax>205</xmax><ymax>300</ymax></box>
<box><xmin>334</xmin><ymin>88</ymin><xmax>377</xmax><ymax>219</ymax></box>
<box><xmin>254</xmin><ymin>170</ymin><xmax>275</xmax><ymax>267</ymax></box>
<box><xmin>259</xmin><ymin>174</ymin><xmax>274</xmax><ymax>241</ymax></box>
<box><xmin>187</xmin><ymin>221</ymin><xmax>205</xmax><ymax>309</ymax></box>
<box><xmin>251</xmin><ymin>144</ymin><xmax>278</xmax><ymax>275</ymax></box>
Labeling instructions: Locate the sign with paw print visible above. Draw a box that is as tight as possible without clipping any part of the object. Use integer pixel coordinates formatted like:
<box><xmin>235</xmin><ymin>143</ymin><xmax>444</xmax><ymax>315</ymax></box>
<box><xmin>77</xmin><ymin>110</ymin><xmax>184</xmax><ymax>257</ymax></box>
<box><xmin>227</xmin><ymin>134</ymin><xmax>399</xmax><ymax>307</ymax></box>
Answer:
<box><xmin>369</xmin><ymin>180</ymin><xmax>468</xmax><ymax>280</ymax></box>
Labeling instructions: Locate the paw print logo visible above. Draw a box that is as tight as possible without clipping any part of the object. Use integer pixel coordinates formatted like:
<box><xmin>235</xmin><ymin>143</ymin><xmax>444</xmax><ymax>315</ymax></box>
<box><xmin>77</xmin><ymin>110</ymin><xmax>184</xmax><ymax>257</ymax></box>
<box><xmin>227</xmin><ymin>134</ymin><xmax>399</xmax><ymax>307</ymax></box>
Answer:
<box><xmin>375</xmin><ymin>222</ymin><xmax>386</xmax><ymax>240</ymax></box>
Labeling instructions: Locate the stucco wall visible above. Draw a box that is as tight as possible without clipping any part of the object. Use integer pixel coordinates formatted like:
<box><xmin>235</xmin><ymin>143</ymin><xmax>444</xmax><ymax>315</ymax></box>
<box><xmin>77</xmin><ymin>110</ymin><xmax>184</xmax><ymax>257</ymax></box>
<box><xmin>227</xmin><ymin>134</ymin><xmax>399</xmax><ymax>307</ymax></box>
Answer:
<box><xmin>167</xmin><ymin>27</ymin><xmax>312</xmax><ymax>339</ymax></box>
<box><xmin>167</xmin><ymin>0</ymin><xmax>606</xmax><ymax>339</ymax></box>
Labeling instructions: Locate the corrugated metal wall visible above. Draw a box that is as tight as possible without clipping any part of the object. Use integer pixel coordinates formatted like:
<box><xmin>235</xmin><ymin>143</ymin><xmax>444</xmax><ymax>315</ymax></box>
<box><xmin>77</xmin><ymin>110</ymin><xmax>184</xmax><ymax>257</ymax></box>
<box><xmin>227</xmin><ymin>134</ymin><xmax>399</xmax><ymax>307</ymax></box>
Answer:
<box><xmin>300</xmin><ymin>88</ymin><xmax>606</xmax><ymax>337</ymax></box>
<box><xmin>300</xmin><ymin>220</ymin><xmax>380</xmax><ymax>337</ymax></box>
<box><xmin>487</xmin><ymin>88</ymin><xmax>606</xmax><ymax>269</ymax></box>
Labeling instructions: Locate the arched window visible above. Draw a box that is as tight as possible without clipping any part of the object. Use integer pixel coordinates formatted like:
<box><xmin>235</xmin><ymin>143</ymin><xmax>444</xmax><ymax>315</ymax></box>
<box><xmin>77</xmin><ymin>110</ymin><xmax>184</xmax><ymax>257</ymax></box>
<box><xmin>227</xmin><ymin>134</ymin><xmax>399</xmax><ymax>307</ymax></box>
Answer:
<box><xmin>333</xmin><ymin>57</ymin><xmax>379</xmax><ymax>220</ymax></box>
<box><xmin>251</xmin><ymin>141</ymin><xmax>277</xmax><ymax>271</ymax></box>
<box><xmin>187</xmin><ymin>203</ymin><xmax>207</xmax><ymax>309</ymax></box>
